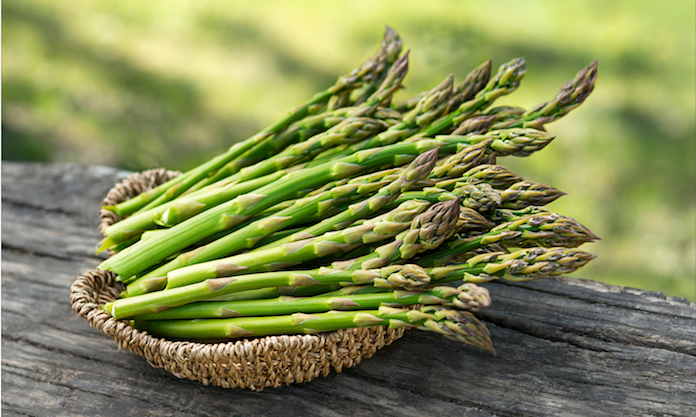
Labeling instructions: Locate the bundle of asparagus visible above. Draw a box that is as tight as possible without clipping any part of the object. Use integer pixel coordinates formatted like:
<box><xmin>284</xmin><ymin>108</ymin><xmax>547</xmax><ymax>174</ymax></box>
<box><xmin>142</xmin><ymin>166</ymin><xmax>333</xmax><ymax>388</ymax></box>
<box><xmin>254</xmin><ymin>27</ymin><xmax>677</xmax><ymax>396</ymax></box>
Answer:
<box><xmin>99</xmin><ymin>27</ymin><xmax>599</xmax><ymax>354</ymax></box>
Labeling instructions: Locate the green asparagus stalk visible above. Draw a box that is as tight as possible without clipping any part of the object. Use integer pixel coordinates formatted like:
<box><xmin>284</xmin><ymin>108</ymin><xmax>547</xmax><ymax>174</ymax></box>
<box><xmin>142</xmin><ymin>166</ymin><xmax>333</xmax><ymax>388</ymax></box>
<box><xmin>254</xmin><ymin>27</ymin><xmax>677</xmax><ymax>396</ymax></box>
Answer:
<box><xmin>96</xmin><ymin>169</ymin><xmax>293</xmax><ymax>252</ymax></box>
<box><xmin>393</xmin><ymin>58</ymin><xmax>492</xmax><ymax>114</ymax></box>
<box><xmin>416</xmin><ymin>58</ymin><xmax>526</xmax><ymax>138</ymax></box>
<box><xmin>132</xmin><ymin>283</ymin><xmax>491</xmax><ymax>320</ymax></box>
<box><xmin>100</xmin><ymin>128</ymin><xmax>552</xmax><ymax>280</ymax></box>
<box><xmin>417</xmin><ymin>210</ymin><xmax>600</xmax><ymax>267</ymax></box>
<box><xmin>184</xmin><ymin>108</ymin><xmax>354</xmax><ymax>194</ymax></box>
<box><xmin>449</xmin><ymin>115</ymin><xmax>497</xmax><ymax>136</ymax></box>
<box><xmin>105</xmin><ymin>264</ymin><xmax>433</xmax><ymax>319</ymax></box>
<box><xmin>264</xmin><ymin>148</ymin><xmax>438</xmax><ymax>247</ymax></box>
<box><xmin>335</xmin><ymin>198</ymin><xmax>461</xmax><ymax>271</ymax></box>
<box><xmin>427</xmin><ymin>247</ymin><xmax>597</xmax><ymax>284</ymax></box>
<box><xmin>418</xmin><ymin>306</ymin><xmax>495</xmax><ymax>354</ymax></box>
<box><xmin>123</xmin><ymin>152</ymin><xmax>437</xmax><ymax>296</ymax></box>
<box><xmin>182</xmin><ymin>53</ymin><xmax>409</xmax><ymax>196</ymax></box>
<box><xmin>435</xmin><ymin>164</ymin><xmax>524</xmax><ymax>190</ymax></box>
<box><xmin>308</xmin><ymin>73</ymin><xmax>455</xmax><ymax>165</ymax></box>
<box><xmin>499</xmin><ymin>181</ymin><xmax>566</xmax><ymax>209</ymax></box>
<box><xmin>131</xmin><ymin>305</ymin><xmax>495</xmax><ymax>353</ymax></box>
<box><xmin>205</xmin><ymin>284</ymin><xmax>342</xmax><ymax>302</ymax></box>
<box><xmin>225</xmin><ymin>246</ymin><xmax>594</xmax><ymax>303</ymax></box>
<box><xmin>492</xmin><ymin>59</ymin><xmax>598</xmax><ymax>130</ymax></box>
<box><xmin>160</xmin><ymin>199</ymin><xmax>431</xmax><ymax>291</ymax></box>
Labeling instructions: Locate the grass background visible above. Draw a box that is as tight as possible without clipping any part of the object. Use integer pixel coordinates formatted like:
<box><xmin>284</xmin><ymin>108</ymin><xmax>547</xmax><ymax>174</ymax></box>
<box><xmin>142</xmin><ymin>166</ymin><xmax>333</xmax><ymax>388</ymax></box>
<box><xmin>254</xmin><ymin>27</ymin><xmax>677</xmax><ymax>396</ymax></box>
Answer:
<box><xmin>3</xmin><ymin>0</ymin><xmax>695</xmax><ymax>300</ymax></box>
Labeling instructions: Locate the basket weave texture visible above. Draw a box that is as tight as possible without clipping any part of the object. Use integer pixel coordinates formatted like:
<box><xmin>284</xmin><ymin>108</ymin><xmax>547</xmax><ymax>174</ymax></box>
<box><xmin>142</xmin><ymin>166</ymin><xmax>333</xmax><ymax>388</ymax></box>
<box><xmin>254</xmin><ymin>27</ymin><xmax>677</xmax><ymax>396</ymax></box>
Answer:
<box><xmin>69</xmin><ymin>168</ymin><xmax>407</xmax><ymax>390</ymax></box>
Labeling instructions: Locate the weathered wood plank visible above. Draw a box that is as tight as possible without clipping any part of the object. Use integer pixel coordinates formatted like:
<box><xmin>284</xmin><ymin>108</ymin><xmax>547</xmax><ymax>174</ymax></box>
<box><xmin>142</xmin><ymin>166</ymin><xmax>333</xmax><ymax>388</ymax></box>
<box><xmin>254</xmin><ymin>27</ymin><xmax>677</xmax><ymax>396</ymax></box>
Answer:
<box><xmin>2</xmin><ymin>162</ymin><xmax>695</xmax><ymax>416</ymax></box>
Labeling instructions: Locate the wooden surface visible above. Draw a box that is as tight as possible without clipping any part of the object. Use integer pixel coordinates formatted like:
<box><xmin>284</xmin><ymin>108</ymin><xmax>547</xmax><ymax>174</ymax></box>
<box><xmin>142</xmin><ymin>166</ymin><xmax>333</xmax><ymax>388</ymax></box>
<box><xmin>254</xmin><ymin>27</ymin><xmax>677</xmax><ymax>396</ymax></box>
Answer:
<box><xmin>2</xmin><ymin>162</ymin><xmax>695</xmax><ymax>417</ymax></box>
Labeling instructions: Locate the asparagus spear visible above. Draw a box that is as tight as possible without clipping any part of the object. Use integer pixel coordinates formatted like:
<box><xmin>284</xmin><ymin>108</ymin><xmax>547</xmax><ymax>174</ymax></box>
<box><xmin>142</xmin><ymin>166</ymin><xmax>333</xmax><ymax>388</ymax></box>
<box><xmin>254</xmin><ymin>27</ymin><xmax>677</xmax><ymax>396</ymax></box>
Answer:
<box><xmin>263</xmin><ymin>148</ymin><xmax>438</xmax><ymax>248</ymax></box>
<box><xmin>308</xmin><ymin>73</ymin><xmax>455</xmax><ymax>165</ymax></box>
<box><xmin>435</xmin><ymin>164</ymin><xmax>524</xmax><ymax>190</ymax></box>
<box><xmin>132</xmin><ymin>283</ymin><xmax>490</xmax><ymax>320</ymax></box>
<box><xmin>160</xmin><ymin>199</ymin><xmax>431</xmax><ymax>290</ymax></box>
<box><xmin>183</xmin><ymin>107</ymin><xmax>356</xmax><ymax>194</ymax></box>
<box><xmin>427</xmin><ymin>247</ymin><xmax>598</xmax><ymax>284</ymax></box>
<box><xmin>131</xmin><ymin>305</ymin><xmax>495</xmax><ymax>353</ymax></box>
<box><xmin>499</xmin><ymin>181</ymin><xmax>566</xmax><ymax>209</ymax></box>
<box><xmin>106</xmin><ymin>244</ymin><xmax>596</xmax><ymax>320</ymax></box>
<box><xmin>418</xmin><ymin>306</ymin><xmax>495</xmax><ymax>354</ymax></box>
<box><xmin>183</xmin><ymin>53</ymin><xmax>409</xmax><ymax>196</ymax></box>
<box><xmin>105</xmin><ymin>263</ymin><xmax>433</xmax><ymax>319</ymax></box>
<box><xmin>393</xmin><ymin>59</ymin><xmax>492</xmax><ymax>114</ymax></box>
<box><xmin>492</xmin><ymin>59</ymin><xmax>598</xmax><ymax>130</ymax></box>
<box><xmin>211</xmin><ymin>246</ymin><xmax>593</xmax><ymax>303</ymax></box>
<box><xmin>103</xmin><ymin>27</ymin><xmax>402</xmax><ymax>217</ymax></box>
<box><xmin>335</xmin><ymin>199</ymin><xmax>461</xmax><ymax>271</ymax></box>
<box><xmin>99</xmin><ymin>128</ymin><xmax>553</xmax><ymax>280</ymax></box>
<box><xmin>417</xmin><ymin>210</ymin><xmax>599</xmax><ymax>267</ymax></box>
<box><xmin>97</xmin><ymin>169</ymin><xmax>293</xmax><ymax>251</ymax></box>
<box><xmin>416</xmin><ymin>58</ymin><xmax>526</xmax><ymax>138</ymax></box>
<box><xmin>123</xmin><ymin>151</ymin><xmax>437</xmax><ymax>296</ymax></box>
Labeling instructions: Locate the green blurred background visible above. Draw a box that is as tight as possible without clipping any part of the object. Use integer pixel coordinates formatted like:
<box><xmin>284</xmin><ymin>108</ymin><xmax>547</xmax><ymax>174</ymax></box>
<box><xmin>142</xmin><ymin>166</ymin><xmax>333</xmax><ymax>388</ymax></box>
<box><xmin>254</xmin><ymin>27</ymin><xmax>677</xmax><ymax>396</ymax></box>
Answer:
<box><xmin>3</xmin><ymin>0</ymin><xmax>695</xmax><ymax>300</ymax></box>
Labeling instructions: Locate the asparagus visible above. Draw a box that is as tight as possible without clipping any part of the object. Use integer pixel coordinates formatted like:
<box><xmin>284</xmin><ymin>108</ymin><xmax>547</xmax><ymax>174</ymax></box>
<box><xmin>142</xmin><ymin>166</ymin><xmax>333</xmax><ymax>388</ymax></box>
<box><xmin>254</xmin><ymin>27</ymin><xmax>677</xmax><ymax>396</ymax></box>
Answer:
<box><xmin>123</xmin><ymin>151</ymin><xmax>437</xmax><ymax>296</ymax></box>
<box><xmin>450</xmin><ymin>115</ymin><xmax>497</xmax><ymax>136</ymax></box>
<box><xmin>132</xmin><ymin>283</ymin><xmax>491</xmax><ymax>320</ymax></box>
<box><xmin>335</xmin><ymin>198</ymin><xmax>461</xmax><ymax>271</ymax></box>
<box><xmin>418</xmin><ymin>306</ymin><xmax>495</xmax><ymax>354</ymax></box>
<box><xmin>415</xmin><ymin>58</ymin><xmax>526</xmax><ymax>138</ymax></box>
<box><xmin>99</xmin><ymin>129</ymin><xmax>552</xmax><ymax>280</ymax></box>
<box><xmin>184</xmin><ymin>107</ymin><xmax>356</xmax><ymax>194</ymax></box>
<box><xmin>205</xmin><ymin>284</ymin><xmax>342</xmax><ymax>302</ymax></box>
<box><xmin>97</xmin><ymin>169</ymin><xmax>293</xmax><ymax>251</ymax></box>
<box><xmin>105</xmin><ymin>264</ymin><xmax>434</xmax><ymax>319</ymax></box>
<box><xmin>103</xmin><ymin>27</ymin><xmax>402</xmax><ymax>217</ymax></box>
<box><xmin>499</xmin><ymin>181</ymin><xmax>566</xmax><ymax>209</ymax></box>
<box><xmin>417</xmin><ymin>210</ymin><xmax>600</xmax><ymax>267</ymax></box>
<box><xmin>435</xmin><ymin>164</ymin><xmax>524</xmax><ymax>190</ymax></box>
<box><xmin>427</xmin><ymin>247</ymin><xmax>598</xmax><ymax>284</ymax></box>
<box><xmin>183</xmin><ymin>53</ymin><xmax>408</xmax><ymax>197</ymax></box>
<box><xmin>131</xmin><ymin>305</ymin><xmax>495</xmax><ymax>353</ymax></box>
<box><xmin>393</xmin><ymin>59</ymin><xmax>491</xmax><ymax>114</ymax></box>
<box><xmin>318</xmin><ymin>59</ymin><xmax>492</xmax><ymax>164</ymax></box>
<box><xmin>307</xmin><ymin>73</ymin><xmax>455</xmax><ymax>165</ymax></box>
<box><xmin>199</xmin><ymin>246</ymin><xmax>594</xmax><ymax>311</ymax></box>
<box><xmin>161</xmin><ymin>199</ymin><xmax>431</xmax><ymax>290</ymax></box>
<box><xmin>264</xmin><ymin>148</ymin><xmax>438</xmax><ymax>247</ymax></box>
<box><xmin>492</xmin><ymin>59</ymin><xmax>598</xmax><ymax>130</ymax></box>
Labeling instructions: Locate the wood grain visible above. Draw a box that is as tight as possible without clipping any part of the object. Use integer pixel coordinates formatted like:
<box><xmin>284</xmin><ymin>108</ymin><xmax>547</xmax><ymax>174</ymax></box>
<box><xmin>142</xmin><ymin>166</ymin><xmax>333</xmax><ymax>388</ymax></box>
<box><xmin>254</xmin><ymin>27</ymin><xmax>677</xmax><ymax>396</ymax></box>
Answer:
<box><xmin>2</xmin><ymin>162</ymin><xmax>695</xmax><ymax>416</ymax></box>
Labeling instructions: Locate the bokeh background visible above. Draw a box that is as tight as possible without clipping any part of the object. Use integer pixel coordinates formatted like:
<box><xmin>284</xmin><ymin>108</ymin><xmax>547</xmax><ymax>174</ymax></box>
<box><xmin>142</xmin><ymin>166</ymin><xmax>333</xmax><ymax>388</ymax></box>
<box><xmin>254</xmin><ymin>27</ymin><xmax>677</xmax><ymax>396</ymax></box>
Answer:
<box><xmin>3</xmin><ymin>0</ymin><xmax>695</xmax><ymax>300</ymax></box>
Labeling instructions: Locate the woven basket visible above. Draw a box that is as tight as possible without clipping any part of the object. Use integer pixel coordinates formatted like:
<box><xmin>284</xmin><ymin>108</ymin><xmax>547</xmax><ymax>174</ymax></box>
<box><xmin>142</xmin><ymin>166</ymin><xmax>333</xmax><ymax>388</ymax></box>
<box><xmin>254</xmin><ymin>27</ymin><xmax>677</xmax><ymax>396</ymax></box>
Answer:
<box><xmin>69</xmin><ymin>168</ymin><xmax>407</xmax><ymax>390</ymax></box>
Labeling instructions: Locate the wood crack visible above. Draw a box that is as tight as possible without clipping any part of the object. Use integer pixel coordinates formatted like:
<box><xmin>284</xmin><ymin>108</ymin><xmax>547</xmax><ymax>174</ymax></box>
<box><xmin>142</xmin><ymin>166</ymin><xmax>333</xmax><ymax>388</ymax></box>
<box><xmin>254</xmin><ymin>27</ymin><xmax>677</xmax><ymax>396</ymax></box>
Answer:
<box><xmin>2</xmin><ymin>243</ymin><xmax>102</xmax><ymax>263</ymax></box>
<box><xmin>316</xmin><ymin>371</ymin><xmax>527</xmax><ymax>417</ymax></box>
<box><xmin>1</xmin><ymin>197</ymin><xmax>84</xmax><ymax>217</ymax></box>
<box><xmin>479</xmin><ymin>313</ymin><xmax>696</xmax><ymax>357</ymax></box>
<box><xmin>495</xmin><ymin>280</ymin><xmax>695</xmax><ymax>318</ymax></box>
